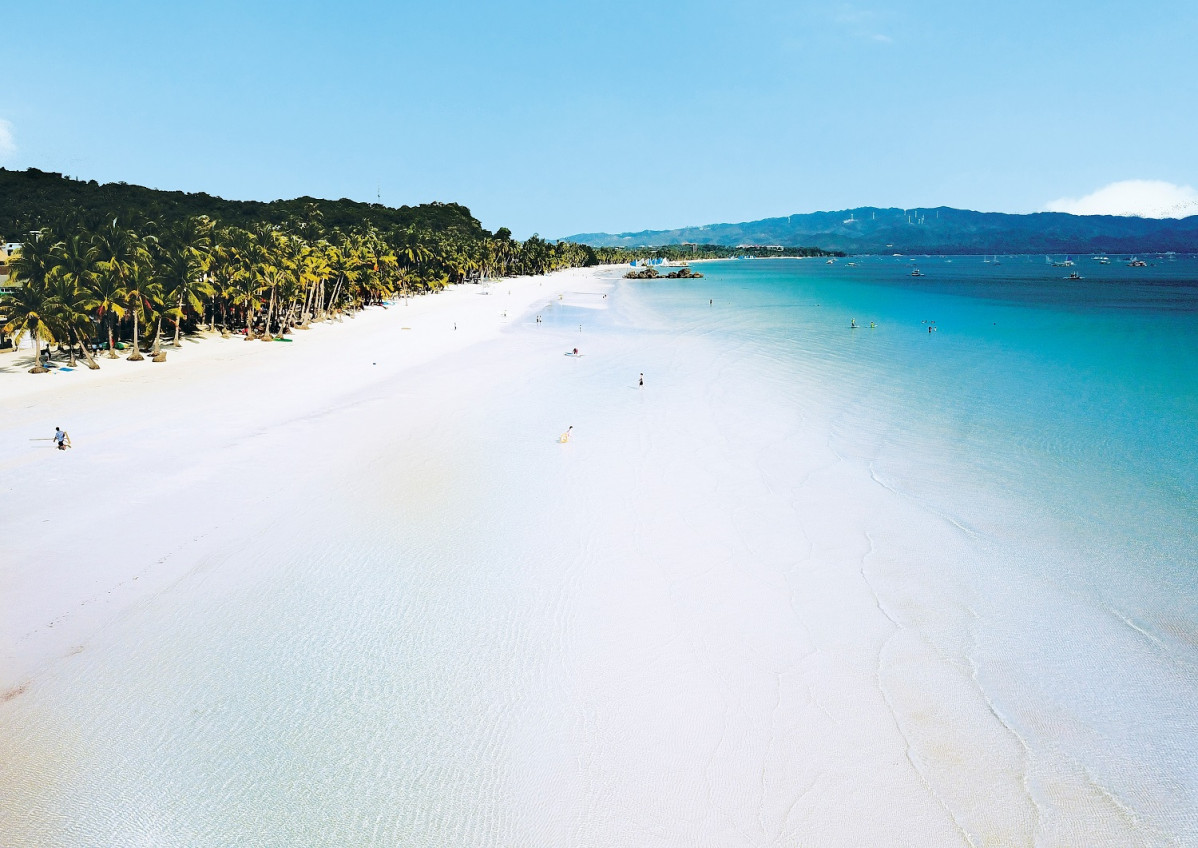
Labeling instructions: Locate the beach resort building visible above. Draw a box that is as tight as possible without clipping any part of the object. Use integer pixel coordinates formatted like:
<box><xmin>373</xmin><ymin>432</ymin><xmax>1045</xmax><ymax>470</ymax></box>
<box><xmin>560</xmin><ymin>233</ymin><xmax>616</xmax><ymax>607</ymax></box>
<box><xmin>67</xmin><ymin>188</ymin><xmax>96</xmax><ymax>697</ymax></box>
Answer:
<box><xmin>0</xmin><ymin>241</ymin><xmax>17</xmax><ymax>348</ymax></box>
<box><xmin>0</xmin><ymin>241</ymin><xmax>18</xmax><ymax>288</ymax></box>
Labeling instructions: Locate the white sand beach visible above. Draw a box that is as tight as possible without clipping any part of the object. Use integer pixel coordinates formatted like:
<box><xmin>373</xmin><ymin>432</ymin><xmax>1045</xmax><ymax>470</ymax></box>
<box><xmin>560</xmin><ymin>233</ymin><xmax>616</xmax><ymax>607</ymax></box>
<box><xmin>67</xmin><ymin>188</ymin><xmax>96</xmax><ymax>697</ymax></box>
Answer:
<box><xmin>0</xmin><ymin>263</ymin><xmax>1175</xmax><ymax>846</ymax></box>
<box><xmin>0</xmin><ymin>268</ymin><xmax>610</xmax><ymax>692</ymax></box>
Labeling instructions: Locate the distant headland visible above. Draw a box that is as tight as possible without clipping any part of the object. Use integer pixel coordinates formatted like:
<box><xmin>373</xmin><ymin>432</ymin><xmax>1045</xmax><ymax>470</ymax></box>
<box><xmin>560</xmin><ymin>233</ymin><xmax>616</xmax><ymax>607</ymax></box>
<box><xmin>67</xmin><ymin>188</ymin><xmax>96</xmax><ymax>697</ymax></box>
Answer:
<box><xmin>564</xmin><ymin>206</ymin><xmax>1198</xmax><ymax>255</ymax></box>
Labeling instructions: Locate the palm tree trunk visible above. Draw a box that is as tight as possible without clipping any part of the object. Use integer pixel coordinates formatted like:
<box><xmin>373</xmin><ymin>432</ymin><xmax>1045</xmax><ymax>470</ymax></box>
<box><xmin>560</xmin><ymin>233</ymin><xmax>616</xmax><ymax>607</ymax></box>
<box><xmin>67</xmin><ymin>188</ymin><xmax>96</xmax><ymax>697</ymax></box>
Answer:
<box><xmin>173</xmin><ymin>293</ymin><xmax>184</xmax><ymax>346</ymax></box>
<box><xmin>301</xmin><ymin>282</ymin><xmax>316</xmax><ymax>326</ymax></box>
<box><xmin>128</xmin><ymin>311</ymin><xmax>144</xmax><ymax>360</ymax></box>
<box><xmin>106</xmin><ymin>315</ymin><xmax>118</xmax><ymax>358</ymax></box>
<box><xmin>74</xmin><ymin>328</ymin><xmax>100</xmax><ymax>370</ymax></box>
<box><xmin>263</xmin><ymin>285</ymin><xmax>276</xmax><ymax>340</ymax></box>
<box><xmin>152</xmin><ymin>315</ymin><xmax>163</xmax><ymax>355</ymax></box>
<box><xmin>30</xmin><ymin>333</ymin><xmax>48</xmax><ymax>373</ymax></box>
<box><xmin>329</xmin><ymin>276</ymin><xmax>344</xmax><ymax>319</ymax></box>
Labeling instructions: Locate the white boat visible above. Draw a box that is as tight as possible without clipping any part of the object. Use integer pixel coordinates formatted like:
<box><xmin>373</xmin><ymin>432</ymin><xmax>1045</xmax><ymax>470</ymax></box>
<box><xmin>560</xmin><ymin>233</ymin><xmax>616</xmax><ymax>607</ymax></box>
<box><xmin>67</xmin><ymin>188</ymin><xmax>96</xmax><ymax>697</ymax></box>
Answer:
<box><xmin>910</xmin><ymin>268</ymin><xmax>924</xmax><ymax>277</ymax></box>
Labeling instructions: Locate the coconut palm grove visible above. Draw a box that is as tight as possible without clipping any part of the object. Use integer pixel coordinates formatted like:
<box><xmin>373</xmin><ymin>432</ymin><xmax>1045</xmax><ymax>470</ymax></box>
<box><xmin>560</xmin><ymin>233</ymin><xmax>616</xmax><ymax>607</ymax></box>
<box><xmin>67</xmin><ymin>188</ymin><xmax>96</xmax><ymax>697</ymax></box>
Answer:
<box><xmin>0</xmin><ymin>168</ymin><xmax>610</xmax><ymax>370</ymax></box>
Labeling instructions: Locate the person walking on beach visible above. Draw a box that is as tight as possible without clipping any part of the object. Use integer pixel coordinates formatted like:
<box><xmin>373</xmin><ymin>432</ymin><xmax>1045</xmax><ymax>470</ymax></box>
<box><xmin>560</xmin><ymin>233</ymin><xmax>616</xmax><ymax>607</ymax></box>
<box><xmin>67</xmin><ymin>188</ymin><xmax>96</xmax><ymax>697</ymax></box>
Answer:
<box><xmin>559</xmin><ymin>426</ymin><xmax>573</xmax><ymax>444</ymax></box>
<box><xmin>53</xmin><ymin>427</ymin><xmax>71</xmax><ymax>450</ymax></box>
<box><xmin>639</xmin><ymin>373</ymin><xmax>644</xmax><ymax>387</ymax></box>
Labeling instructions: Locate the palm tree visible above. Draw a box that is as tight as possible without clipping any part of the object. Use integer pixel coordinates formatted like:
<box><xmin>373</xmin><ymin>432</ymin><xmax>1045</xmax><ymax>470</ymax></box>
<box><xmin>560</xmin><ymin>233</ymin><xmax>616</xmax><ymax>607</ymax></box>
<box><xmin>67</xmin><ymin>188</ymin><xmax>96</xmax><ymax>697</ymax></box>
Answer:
<box><xmin>122</xmin><ymin>260</ymin><xmax>160</xmax><ymax>361</ymax></box>
<box><xmin>86</xmin><ymin>263</ymin><xmax>127</xmax><ymax>357</ymax></box>
<box><xmin>297</xmin><ymin>241</ymin><xmax>330</xmax><ymax>327</ymax></box>
<box><xmin>91</xmin><ymin>220</ymin><xmax>146</xmax><ymax>357</ymax></box>
<box><xmin>160</xmin><ymin>243</ymin><xmax>214</xmax><ymax>347</ymax></box>
<box><xmin>1</xmin><ymin>283</ymin><xmax>55</xmax><ymax>372</ymax></box>
<box><xmin>395</xmin><ymin>228</ymin><xmax>432</xmax><ymax>272</ymax></box>
<box><xmin>45</xmin><ymin>267</ymin><xmax>101</xmax><ymax>369</ymax></box>
<box><xmin>48</xmin><ymin>233</ymin><xmax>102</xmax><ymax>368</ymax></box>
<box><xmin>160</xmin><ymin>216</ymin><xmax>214</xmax><ymax>346</ymax></box>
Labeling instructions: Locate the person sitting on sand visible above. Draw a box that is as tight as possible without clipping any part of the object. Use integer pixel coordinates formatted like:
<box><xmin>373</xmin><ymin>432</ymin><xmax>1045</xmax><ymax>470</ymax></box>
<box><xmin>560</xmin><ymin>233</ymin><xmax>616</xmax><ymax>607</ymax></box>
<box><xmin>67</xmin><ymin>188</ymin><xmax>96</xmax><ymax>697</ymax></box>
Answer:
<box><xmin>559</xmin><ymin>426</ymin><xmax>573</xmax><ymax>443</ymax></box>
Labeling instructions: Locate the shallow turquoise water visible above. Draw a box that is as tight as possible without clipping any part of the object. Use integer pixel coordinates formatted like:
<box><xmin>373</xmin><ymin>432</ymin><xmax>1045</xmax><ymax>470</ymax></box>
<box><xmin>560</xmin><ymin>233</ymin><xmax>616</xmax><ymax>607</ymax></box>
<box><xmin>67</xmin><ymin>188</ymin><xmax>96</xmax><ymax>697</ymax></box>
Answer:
<box><xmin>616</xmin><ymin>255</ymin><xmax>1198</xmax><ymax>837</ymax></box>
<box><xmin>623</xmin><ymin>255</ymin><xmax>1197</xmax><ymax>575</ymax></box>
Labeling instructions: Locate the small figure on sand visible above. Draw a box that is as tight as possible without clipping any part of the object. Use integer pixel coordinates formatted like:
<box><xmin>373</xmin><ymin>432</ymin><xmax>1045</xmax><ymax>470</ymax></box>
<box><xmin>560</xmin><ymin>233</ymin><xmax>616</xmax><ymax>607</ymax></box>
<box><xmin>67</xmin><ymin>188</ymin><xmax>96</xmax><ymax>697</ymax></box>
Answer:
<box><xmin>54</xmin><ymin>427</ymin><xmax>71</xmax><ymax>451</ymax></box>
<box><xmin>639</xmin><ymin>373</ymin><xmax>644</xmax><ymax>387</ymax></box>
<box><xmin>572</xmin><ymin>347</ymin><xmax>579</xmax><ymax>355</ymax></box>
<box><xmin>559</xmin><ymin>426</ymin><xmax>573</xmax><ymax>443</ymax></box>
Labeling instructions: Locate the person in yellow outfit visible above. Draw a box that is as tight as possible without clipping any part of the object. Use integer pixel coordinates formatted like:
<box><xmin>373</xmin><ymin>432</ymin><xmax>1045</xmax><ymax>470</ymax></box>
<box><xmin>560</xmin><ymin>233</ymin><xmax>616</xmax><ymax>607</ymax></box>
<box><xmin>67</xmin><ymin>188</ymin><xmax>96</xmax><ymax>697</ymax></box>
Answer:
<box><xmin>559</xmin><ymin>426</ymin><xmax>573</xmax><ymax>444</ymax></box>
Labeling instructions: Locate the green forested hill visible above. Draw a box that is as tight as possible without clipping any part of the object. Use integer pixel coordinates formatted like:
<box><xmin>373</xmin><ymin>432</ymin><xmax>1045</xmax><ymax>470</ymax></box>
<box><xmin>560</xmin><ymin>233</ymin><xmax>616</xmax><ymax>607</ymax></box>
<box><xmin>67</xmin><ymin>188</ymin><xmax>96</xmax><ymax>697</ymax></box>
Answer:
<box><xmin>0</xmin><ymin>167</ymin><xmax>487</xmax><ymax>240</ymax></box>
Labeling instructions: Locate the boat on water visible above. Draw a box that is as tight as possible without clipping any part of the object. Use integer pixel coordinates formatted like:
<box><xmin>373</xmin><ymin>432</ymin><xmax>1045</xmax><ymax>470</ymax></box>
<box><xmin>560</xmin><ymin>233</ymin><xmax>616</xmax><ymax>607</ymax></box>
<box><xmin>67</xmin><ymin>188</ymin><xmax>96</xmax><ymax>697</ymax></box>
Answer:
<box><xmin>1066</xmin><ymin>271</ymin><xmax>1084</xmax><ymax>280</ymax></box>
<box><xmin>910</xmin><ymin>268</ymin><xmax>924</xmax><ymax>277</ymax></box>
<box><xmin>1048</xmin><ymin>255</ymin><xmax>1075</xmax><ymax>267</ymax></box>
<box><xmin>826</xmin><ymin>259</ymin><xmax>836</xmax><ymax>265</ymax></box>
<box><xmin>1128</xmin><ymin>258</ymin><xmax>1148</xmax><ymax>267</ymax></box>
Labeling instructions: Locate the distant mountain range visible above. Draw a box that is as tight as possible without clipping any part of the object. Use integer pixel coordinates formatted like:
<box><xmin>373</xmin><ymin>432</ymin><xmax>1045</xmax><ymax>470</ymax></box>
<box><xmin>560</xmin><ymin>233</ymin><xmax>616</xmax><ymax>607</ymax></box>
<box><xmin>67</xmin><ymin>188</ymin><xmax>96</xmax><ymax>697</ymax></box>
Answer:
<box><xmin>563</xmin><ymin>207</ymin><xmax>1198</xmax><ymax>255</ymax></box>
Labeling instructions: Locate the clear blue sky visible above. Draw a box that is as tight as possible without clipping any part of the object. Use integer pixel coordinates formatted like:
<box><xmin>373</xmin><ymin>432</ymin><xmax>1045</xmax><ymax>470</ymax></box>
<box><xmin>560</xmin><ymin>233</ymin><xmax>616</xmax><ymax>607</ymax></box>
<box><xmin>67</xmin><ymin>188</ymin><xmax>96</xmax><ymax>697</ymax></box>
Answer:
<box><xmin>3</xmin><ymin>1</ymin><xmax>1196</xmax><ymax>238</ymax></box>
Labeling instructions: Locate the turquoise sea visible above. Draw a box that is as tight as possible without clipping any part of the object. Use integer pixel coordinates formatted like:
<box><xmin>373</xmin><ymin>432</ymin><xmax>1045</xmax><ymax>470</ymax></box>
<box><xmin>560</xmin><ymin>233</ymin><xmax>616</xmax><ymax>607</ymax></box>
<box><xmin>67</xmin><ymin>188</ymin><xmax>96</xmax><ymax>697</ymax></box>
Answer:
<box><xmin>610</xmin><ymin>254</ymin><xmax>1198</xmax><ymax>839</ymax></box>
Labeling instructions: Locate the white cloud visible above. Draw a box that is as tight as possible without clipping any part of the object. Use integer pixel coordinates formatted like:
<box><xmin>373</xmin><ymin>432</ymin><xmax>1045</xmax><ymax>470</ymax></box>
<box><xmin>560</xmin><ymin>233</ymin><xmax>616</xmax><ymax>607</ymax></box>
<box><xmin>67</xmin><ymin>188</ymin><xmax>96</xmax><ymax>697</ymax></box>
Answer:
<box><xmin>1046</xmin><ymin>180</ymin><xmax>1198</xmax><ymax>219</ymax></box>
<box><xmin>0</xmin><ymin>119</ymin><xmax>15</xmax><ymax>161</ymax></box>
